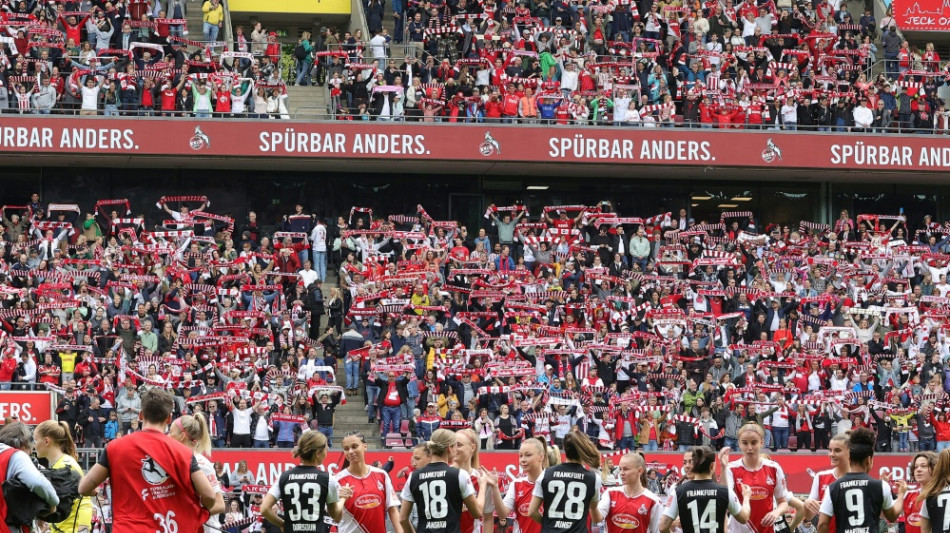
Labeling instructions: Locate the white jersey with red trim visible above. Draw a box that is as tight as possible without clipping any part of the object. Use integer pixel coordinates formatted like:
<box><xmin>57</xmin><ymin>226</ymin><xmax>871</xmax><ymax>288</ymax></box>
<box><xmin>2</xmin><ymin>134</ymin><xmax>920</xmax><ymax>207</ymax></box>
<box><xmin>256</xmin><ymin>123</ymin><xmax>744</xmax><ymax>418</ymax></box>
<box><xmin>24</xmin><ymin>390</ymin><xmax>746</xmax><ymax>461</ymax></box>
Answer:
<box><xmin>597</xmin><ymin>486</ymin><xmax>662</xmax><ymax>533</ymax></box>
<box><xmin>332</xmin><ymin>466</ymin><xmax>399</xmax><ymax>533</ymax></box>
<box><xmin>725</xmin><ymin>458</ymin><xmax>788</xmax><ymax>533</ymax></box>
<box><xmin>502</xmin><ymin>478</ymin><xmax>541</xmax><ymax>533</ymax></box>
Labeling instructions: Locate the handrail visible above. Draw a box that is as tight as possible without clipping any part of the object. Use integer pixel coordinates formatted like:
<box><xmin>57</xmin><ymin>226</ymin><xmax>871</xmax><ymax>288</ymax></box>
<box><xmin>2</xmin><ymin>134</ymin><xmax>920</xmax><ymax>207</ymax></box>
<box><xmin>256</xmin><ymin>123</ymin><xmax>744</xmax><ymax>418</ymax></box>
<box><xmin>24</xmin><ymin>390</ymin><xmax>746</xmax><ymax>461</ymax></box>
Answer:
<box><xmin>350</xmin><ymin>0</ymin><xmax>370</xmax><ymax>46</ymax></box>
<box><xmin>221</xmin><ymin>0</ymin><xmax>235</xmax><ymax>53</ymax></box>
<box><xmin>8</xmin><ymin>111</ymin><xmax>950</xmax><ymax>135</ymax></box>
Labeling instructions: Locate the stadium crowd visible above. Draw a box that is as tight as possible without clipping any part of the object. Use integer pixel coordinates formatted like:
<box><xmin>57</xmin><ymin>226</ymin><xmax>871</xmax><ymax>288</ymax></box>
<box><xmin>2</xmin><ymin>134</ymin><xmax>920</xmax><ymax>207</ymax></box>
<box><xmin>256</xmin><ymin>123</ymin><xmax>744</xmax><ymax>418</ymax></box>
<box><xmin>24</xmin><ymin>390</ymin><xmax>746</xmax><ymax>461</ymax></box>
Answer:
<box><xmin>311</xmin><ymin>0</ymin><xmax>950</xmax><ymax>130</ymax></box>
<box><xmin>0</xmin><ymin>0</ymin><xmax>292</xmax><ymax>117</ymax></box>
<box><xmin>0</xmin><ymin>193</ymin><xmax>945</xmax><ymax>462</ymax></box>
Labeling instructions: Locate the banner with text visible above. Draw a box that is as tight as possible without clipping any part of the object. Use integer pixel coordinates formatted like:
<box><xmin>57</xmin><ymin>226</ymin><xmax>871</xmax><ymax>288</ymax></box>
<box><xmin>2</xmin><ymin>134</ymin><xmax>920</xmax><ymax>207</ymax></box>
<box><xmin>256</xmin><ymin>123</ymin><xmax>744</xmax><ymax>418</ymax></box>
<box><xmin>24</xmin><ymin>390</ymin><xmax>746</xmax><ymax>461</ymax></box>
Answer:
<box><xmin>893</xmin><ymin>0</ymin><xmax>950</xmax><ymax>31</ymax></box>
<box><xmin>0</xmin><ymin>117</ymin><xmax>948</xmax><ymax>172</ymax></box>
<box><xmin>0</xmin><ymin>391</ymin><xmax>54</xmax><ymax>425</ymax></box>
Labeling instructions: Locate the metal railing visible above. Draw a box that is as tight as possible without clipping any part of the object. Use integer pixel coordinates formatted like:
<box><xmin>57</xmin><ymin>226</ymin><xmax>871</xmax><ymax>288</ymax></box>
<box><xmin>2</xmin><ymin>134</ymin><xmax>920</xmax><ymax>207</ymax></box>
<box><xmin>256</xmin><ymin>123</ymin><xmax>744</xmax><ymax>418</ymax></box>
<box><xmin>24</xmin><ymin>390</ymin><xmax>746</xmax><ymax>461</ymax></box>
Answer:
<box><xmin>0</xmin><ymin>383</ymin><xmax>57</xmax><ymax>391</ymax></box>
<box><xmin>222</xmin><ymin>0</ymin><xmax>235</xmax><ymax>54</ymax></box>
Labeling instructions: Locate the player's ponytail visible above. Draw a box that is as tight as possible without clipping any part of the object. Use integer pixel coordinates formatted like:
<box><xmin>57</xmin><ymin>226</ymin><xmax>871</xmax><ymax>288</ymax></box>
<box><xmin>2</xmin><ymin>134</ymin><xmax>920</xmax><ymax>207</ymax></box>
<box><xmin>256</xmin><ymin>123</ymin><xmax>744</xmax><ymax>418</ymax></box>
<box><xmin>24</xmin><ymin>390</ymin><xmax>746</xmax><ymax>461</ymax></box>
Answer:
<box><xmin>524</xmin><ymin>437</ymin><xmax>558</xmax><ymax>468</ymax></box>
<box><xmin>921</xmin><ymin>448</ymin><xmax>950</xmax><ymax>501</ymax></box>
<box><xmin>563</xmin><ymin>430</ymin><xmax>600</xmax><ymax>469</ymax></box>
<box><xmin>847</xmin><ymin>427</ymin><xmax>876</xmax><ymax>466</ymax></box>
<box><xmin>173</xmin><ymin>414</ymin><xmax>212</xmax><ymax>456</ymax></box>
<box><xmin>425</xmin><ymin>429</ymin><xmax>457</xmax><ymax>458</ymax></box>
<box><xmin>690</xmin><ymin>446</ymin><xmax>716</xmax><ymax>476</ymax></box>
<box><xmin>35</xmin><ymin>420</ymin><xmax>78</xmax><ymax>459</ymax></box>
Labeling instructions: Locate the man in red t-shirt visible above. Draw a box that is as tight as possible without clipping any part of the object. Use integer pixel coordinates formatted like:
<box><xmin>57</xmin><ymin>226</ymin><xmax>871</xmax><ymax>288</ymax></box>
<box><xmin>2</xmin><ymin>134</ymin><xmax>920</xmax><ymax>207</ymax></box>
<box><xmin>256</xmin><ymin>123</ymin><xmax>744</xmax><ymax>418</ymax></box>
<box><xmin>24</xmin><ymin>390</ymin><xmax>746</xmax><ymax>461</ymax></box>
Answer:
<box><xmin>79</xmin><ymin>388</ymin><xmax>219</xmax><ymax>533</ymax></box>
<box><xmin>377</xmin><ymin>371</ymin><xmax>408</xmax><ymax>436</ymax></box>
<box><xmin>160</xmin><ymin>75</ymin><xmax>187</xmax><ymax>116</ymax></box>
<box><xmin>501</xmin><ymin>83</ymin><xmax>520</xmax><ymax>122</ymax></box>
<box><xmin>449</xmin><ymin>236</ymin><xmax>470</xmax><ymax>263</ymax></box>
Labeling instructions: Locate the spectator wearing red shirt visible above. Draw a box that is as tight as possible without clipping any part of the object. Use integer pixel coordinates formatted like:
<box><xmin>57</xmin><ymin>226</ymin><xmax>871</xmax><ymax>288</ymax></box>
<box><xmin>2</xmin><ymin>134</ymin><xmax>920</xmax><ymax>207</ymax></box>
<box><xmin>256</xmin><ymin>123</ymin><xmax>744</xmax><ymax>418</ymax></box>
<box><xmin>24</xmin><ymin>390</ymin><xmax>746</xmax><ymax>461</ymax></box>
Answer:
<box><xmin>501</xmin><ymin>83</ymin><xmax>520</xmax><ymax>122</ymax></box>
<box><xmin>159</xmin><ymin>75</ymin><xmax>186</xmax><ymax>116</ymax></box>
<box><xmin>484</xmin><ymin>88</ymin><xmax>503</xmax><ymax>120</ymax></box>
<box><xmin>0</xmin><ymin>352</ymin><xmax>19</xmax><ymax>390</ymax></box>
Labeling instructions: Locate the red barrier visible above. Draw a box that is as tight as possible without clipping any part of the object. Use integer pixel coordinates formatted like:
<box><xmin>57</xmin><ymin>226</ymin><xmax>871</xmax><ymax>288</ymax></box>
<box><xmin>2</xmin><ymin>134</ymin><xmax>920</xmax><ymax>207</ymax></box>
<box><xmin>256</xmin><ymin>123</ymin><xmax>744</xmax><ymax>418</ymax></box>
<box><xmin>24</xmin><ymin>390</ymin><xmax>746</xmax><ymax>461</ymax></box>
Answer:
<box><xmin>893</xmin><ymin>0</ymin><xmax>950</xmax><ymax>31</ymax></box>
<box><xmin>0</xmin><ymin>117</ymin><xmax>948</xmax><ymax>172</ymax></box>
<box><xmin>211</xmin><ymin>449</ymin><xmax>916</xmax><ymax>494</ymax></box>
<box><xmin>0</xmin><ymin>391</ymin><xmax>54</xmax><ymax>425</ymax></box>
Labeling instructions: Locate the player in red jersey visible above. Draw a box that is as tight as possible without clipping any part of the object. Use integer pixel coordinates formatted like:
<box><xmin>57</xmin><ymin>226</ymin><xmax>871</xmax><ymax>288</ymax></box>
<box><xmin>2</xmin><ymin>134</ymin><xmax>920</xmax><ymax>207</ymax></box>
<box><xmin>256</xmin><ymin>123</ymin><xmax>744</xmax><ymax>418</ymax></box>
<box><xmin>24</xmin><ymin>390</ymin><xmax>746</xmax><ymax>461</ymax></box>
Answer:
<box><xmin>718</xmin><ymin>422</ymin><xmax>789</xmax><ymax>533</ymax></box>
<box><xmin>903</xmin><ymin>452</ymin><xmax>937</xmax><ymax>533</ymax></box>
<box><xmin>599</xmin><ymin>453</ymin><xmax>663</xmax><ymax>533</ymax></box>
<box><xmin>78</xmin><ymin>388</ymin><xmax>218</xmax><ymax>533</ymax></box>
<box><xmin>484</xmin><ymin>438</ymin><xmax>559</xmax><ymax>533</ymax></box>
<box><xmin>334</xmin><ymin>431</ymin><xmax>403</xmax><ymax>533</ymax></box>
<box><xmin>455</xmin><ymin>429</ymin><xmax>494</xmax><ymax>533</ymax></box>
<box><xmin>804</xmin><ymin>433</ymin><xmax>851</xmax><ymax>532</ymax></box>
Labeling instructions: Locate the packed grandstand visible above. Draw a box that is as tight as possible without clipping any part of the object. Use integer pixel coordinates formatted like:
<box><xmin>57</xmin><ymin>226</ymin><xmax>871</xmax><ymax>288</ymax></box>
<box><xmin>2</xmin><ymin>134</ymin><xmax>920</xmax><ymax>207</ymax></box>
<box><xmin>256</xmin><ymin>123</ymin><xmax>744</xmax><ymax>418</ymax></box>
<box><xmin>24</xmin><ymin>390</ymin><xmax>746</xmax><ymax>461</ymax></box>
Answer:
<box><xmin>0</xmin><ymin>0</ymin><xmax>947</xmax><ymax>129</ymax></box>
<box><xmin>0</xmin><ymin>195</ymin><xmax>941</xmax><ymax>462</ymax></box>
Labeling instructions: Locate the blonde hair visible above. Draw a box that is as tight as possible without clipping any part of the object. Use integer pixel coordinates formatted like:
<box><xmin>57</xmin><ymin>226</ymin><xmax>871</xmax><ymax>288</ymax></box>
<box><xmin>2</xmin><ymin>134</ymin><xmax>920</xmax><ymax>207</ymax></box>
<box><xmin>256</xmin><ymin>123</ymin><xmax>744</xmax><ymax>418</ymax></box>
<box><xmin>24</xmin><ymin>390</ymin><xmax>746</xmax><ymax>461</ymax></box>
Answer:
<box><xmin>35</xmin><ymin>420</ymin><xmax>77</xmax><ymax>459</ymax></box>
<box><xmin>601</xmin><ymin>458</ymin><xmax>613</xmax><ymax>482</ymax></box>
<box><xmin>173</xmin><ymin>414</ymin><xmax>212</xmax><ymax>456</ymax></box>
<box><xmin>523</xmin><ymin>438</ymin><xmax>559</xmax><ymax>468</ymax></box>
<box><xmin>458</xmin><ymin>428</ymin><xmax>480</xmax><ymax>469</ymax></box>
<box><xmin>294</xmin><ymin>431</ymin><xmax>328</xmax><ymax>463</ymax></box>
<box><xmin>737</xmin><ymin>422</ymin><xmax>765</xmax><ymax>440</ymax></box>
<box><xmin>426</xmin><ymin>429</ymin><xmax>457</xmax><ymax>457</ymax></box>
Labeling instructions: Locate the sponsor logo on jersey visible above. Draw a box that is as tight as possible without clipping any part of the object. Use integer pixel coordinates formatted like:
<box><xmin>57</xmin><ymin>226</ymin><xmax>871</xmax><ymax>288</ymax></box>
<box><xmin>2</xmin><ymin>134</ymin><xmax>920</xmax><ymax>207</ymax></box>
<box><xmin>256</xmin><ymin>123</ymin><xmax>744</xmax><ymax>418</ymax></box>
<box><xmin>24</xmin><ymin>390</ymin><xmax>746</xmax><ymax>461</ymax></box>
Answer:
<box><xmin>611</xmin><ymin>513</ymin><xmax>640</xmax><ymax>529</ymax></box>
<box><xmin>907</xmin><ymin>512</ymin><xmax>922</xmax><ymax>526</ymax></box>
<box><xmin>354</xmin><ymin>494</ymin><xmax>383</xmax><ymax>509</ymax></box>
<box><xmin>750</xmin><ymin>486</ymin><xmax>771</xmax><ymax>500</ymax></box>
<box><xmin>141</xmin><ymin>455</ymin><xmax>169</xmax><ymax>485</ymax></box>
<box><xmin>518</xmin><ymin>503</ymin><xmax>531</xmax><ymax>516</ymax></box>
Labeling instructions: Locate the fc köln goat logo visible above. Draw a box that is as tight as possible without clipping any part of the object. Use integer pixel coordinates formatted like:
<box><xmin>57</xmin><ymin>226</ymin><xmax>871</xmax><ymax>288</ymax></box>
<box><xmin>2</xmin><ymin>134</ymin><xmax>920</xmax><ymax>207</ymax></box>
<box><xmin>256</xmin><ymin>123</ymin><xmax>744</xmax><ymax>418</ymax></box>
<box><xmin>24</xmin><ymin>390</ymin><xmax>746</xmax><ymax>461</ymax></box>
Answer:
<box><xmin>762</xmin><ymin>138</ymin><xmax>783</xmax><ymax>163</ymax></box>
<box><xmin>479</xmin><ymin>131</ymin><xmax>501</xmax><ymax>156</ymax></box>
<box><xmin>189</xmin><ymin>126</ymin><xmax>211</xmax><ymax>150</ymax></box>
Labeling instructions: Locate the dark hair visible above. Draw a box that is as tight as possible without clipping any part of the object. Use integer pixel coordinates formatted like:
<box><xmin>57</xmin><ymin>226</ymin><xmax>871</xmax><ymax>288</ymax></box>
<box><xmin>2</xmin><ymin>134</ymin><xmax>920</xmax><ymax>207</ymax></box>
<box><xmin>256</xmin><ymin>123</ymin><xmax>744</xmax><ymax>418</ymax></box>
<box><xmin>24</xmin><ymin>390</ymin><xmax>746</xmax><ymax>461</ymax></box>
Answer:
<box><xmin>564</xmin><ymin>431</ymin><xmax>600</xmax><ymax>469</ymax></box>
<box><xmin>690</xmin><ymin>446</ymin><xmax>716</xmax><ymax>475</ymax></box>
<box><xmin>339</xmin><ymin>432</ymin><xmax>366</xmax><ymax>470</ymax></box>
<box><xmin>848</xmin><ymin>427</ymin><xmax>876</xmax><ymax>465</ymax></box>
<box><xmin>141</xmin><ymin>388</ymin><xmax>175</xmax><ymax>424</ymax></box>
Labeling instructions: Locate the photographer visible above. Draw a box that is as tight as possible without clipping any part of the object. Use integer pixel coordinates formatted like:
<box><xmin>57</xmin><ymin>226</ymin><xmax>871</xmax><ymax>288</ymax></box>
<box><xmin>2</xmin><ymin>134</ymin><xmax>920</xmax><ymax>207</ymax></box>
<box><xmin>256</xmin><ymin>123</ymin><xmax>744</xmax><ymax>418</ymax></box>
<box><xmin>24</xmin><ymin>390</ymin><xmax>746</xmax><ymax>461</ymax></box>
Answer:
<box><xmin>0</xmin><ymin>422</ymin><xmax>59</xmax><ymax>529</ymax></box>
<box><xmin>13</xmin><ymin>352</ymin><xmax>35</xmax><ymax>391</ymax></box>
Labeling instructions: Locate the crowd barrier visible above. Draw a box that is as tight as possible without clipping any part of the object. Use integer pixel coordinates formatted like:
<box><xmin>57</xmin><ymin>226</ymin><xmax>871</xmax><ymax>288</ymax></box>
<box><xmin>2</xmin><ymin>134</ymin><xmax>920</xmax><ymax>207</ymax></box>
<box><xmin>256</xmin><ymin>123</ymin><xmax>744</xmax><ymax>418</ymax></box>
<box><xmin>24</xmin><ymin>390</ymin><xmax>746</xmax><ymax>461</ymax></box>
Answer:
<box><xmin>0</xmin><ymin>115</ymin><xmax>949</xmax><ymax>172</ymax></box>
<box><xmin>70</xmin><ymin>448</ymin><xmax>916</xmax><ymax>494</ymax></box>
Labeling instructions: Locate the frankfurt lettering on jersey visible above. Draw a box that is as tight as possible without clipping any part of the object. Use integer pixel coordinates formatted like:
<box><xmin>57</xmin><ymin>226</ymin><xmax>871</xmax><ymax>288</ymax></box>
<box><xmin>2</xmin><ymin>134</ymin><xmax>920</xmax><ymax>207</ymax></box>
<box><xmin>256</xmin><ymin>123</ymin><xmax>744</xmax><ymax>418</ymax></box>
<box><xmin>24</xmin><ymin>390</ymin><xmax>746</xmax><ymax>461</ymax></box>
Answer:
<box><xmin>534</xmin><ymin>463</ymin><xmax>600</xmax><ymax>533</ymax></box>
<box><xmin>269</xmin><ymin>465</ymin><xmax>337</xmax><ymax>533</ymax></box>
<box><xmin>821</xmin><ymin>472</ymin><xmax>890</xmax><ymax>533</ymax></box>
<box><xmin>402</xmin><ymin>462</ymin><xmax>472</xmax><ymax>533</ymax></box>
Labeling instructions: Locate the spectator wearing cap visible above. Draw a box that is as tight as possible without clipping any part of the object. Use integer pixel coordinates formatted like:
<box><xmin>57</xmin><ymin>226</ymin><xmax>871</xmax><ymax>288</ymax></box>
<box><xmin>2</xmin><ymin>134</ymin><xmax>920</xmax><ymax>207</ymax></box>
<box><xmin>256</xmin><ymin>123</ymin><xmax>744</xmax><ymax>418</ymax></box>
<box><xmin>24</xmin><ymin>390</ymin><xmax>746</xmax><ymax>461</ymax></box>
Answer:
<box><xmin>417</xmin><ymin>402</ymin><xmax>442</xmax><ymax>441</ymax></box>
